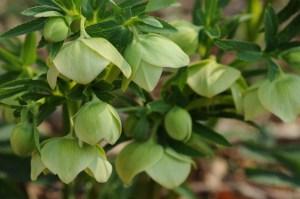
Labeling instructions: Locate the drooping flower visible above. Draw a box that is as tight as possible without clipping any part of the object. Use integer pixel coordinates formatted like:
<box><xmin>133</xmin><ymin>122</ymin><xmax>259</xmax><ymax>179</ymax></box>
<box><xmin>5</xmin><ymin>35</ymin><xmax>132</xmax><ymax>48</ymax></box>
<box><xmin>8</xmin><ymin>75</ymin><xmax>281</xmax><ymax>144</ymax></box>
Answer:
<box><xmin>124</xmin><ymin>33</ymin><xmax>190</xmax><ymax>91</ymax></box>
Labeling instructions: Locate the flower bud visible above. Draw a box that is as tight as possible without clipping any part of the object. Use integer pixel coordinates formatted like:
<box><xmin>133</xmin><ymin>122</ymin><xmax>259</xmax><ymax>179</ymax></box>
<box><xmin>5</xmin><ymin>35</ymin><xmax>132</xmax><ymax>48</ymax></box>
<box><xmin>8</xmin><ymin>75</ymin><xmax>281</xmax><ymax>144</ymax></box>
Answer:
<box><xmin>43</xmin><ymin>17</ymin><xmax>69</xmax><ymax>42</ymax></box>
<box><xmin>75</xmin><ymin>98</ymin><xmax>122</xmax><ymax>145</ymax></box>
<box><xmin>164</xmin><ymin>106</ymin><xmax>192</xmax><ymax>141</ymax></box>
<box><xmin>10</xmin><ymin>122</ymin><xmax>35</xmax><ymax>157</ymax></box>
<box><xmin>166</xmin><ymin>21</ymin><xmax>199</xmax><ymax>55</ymax></box>
<box><xmin>280</xmin><ymin>47</ymin><xmax>300</xmax><ymax>67</ymax></box>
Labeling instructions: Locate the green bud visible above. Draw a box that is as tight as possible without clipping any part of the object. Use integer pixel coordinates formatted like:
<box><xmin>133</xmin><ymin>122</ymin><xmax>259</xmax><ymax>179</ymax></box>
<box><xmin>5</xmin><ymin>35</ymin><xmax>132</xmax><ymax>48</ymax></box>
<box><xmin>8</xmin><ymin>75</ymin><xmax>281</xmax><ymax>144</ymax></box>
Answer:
<box><xmin>10</xmin><ymin>122</ymin><xmax>35</xmax><ymax>157</ymax></box>
<box><xmin>43</xmin><ymin>17</ymin><xmax>69</xmax><ymax>42</ymax></box>
<box><xmin>74</xmin><ymin>98</ymin><xmax>122</xmax><ymax>145</ymax></box>
<box><xmin>166</xmin><ymin>21</ymin><xmax>199</xmax><ymax>55</ymax></box>
<box><xmin>164</xmin><ymin>106</ymin><xmax>192</xmax><ymax>141</ymax></box>
<box><xmin>280</xmin><ymin>47</ymin><xmax>300</xmax><ymax>67</ymax></box>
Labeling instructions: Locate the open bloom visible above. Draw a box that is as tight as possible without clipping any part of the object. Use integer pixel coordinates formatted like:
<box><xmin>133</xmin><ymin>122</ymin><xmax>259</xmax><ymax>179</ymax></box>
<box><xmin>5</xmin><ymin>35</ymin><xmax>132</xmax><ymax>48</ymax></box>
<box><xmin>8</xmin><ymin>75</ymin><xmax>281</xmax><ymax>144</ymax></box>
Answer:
<box><xmin>124</xmin><ymin>33</ymin><xmax>190</xmax><ymax>91</ymax></box>
<box><xmin>31</xmin><ymin>137</ymin><xmax>112</xmax><ymax>184</ymax></box>
<box><xmin>50</xmin><ymin>37</ymin><xmax>131</xmax><ymax>85</ymax></box>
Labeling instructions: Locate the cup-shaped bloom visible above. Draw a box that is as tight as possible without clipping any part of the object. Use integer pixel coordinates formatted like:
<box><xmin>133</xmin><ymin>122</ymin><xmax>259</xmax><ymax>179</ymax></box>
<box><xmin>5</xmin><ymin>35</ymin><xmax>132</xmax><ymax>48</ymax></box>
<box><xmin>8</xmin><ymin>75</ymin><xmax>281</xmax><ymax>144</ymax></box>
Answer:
<box><xmin>10</xmin><ymin>122</ymin><xmax>35</xmax><ymax>157</ymax></box>
<box><xmin>164</xmin><ymin>106</ymin><xmax>192</xmax><ymax>141</ymax></box>
<box><xmin>280</xmin><ymin>47</ymin><xmax>300</xmax><ymax>67</ymax></box>
<box><xmin>188</xmin><ymin>58</ymin><xmax>241</xmax><ymax>98</ymax></box>
<box><xmin>52</xmin><ymin>37</ymin><xmax>131</xmax><ymax>85</ymax></box>
<box><xmin>74</xmin><ymin>98</ymin><xmax>122</xmax><ymax>145</ymax></box>
<box><xmin>43</xmin><ymin>17</ymin><xmax>69</xmax><ymax>42</ymax></box>
<box><xmin>258</xmin><ymin>74</ymin><xmax>300</xmax><ymax>122</ymax></box>
<box><xmin>116</xmin><ymin>140</ymin><xmax>192</xmax><ymax>189</ymax></box>
<box><xmin>39</xmin><ymin>137</ymin><xmax>112</xmax><ymax>183</ymax></box>
<box><xmin>165</xmin><ymin>20</ymin><xmax>199</xmax><ymax>55</ymax></box>
<box><xmin>124</xmin><ymin>33</ymin><xmax>190</xmax><ymax>91</ymax></box>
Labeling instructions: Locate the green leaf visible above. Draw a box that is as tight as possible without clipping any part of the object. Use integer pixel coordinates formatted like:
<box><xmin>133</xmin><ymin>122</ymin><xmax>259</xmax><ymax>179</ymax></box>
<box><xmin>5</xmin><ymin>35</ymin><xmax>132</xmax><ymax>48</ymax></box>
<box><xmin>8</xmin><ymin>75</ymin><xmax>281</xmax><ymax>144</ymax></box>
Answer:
<box><xmin>0</xmin><ymin>18</ymin><xmax>46</xmax><ymax>38</ymax></box>
<box><xmin>258</xmin><ymin>74</ymin><xmax>300</xmax><ymax>122</ymax></box>
<box><xmin>116</xmin><ymin>140</ymin><xmax>163</xmax><ymax>185</ymax></box>
<box><xmin>278</xmin><ymin>14</ymin><xmax>300</xmax><ymax>43</ymax></box>
<box><xmin>215</xmin><ymin>39</ymin><xmax>261</xmax><ymax>52</ymax></box>
<box><xmin>186</xmin><ymin>134</ymin><xmax>214</xmax><ymax>157</ymax></box>
<box><xmin>21</xmin><ymin>33</ymin><xmax>37</xmax><ymax>65</ymax></box>
<box><xmin>146</xmin><ymin>0</ymin><xmax>178</xmax><ymax>12</ymax></box>
<box><xmin>246</xmin><ymin>168</ymin><xmax>300</xmax><ymax>187</ymax></box>
<box><xmin>0</xmin><ymin>48</ymin><xmax>22</xmax><ymax>70</ymax></box>
<box><xmin>264</xmin><ymin>5</ymin><xmax>278</xmax><ymax>51</ymax></box>
<box><xmin>145</xmin><ymin>148</ymin><xmax>191</xmax><ymax>189</ymax></box>
<box><xmin>187</xmin><ymin>59</ymin><xmax>241</xmax><ymax>98</ymax></box>
<box><xmin>274</xmin><ymin>150</ymin><xmax>300</xmax><ymax>175</ymax></box>
<box><xmin>22</xmin><ymin>5</ymin><xmax>61</xmax><ymax>16</ymax></box>
<box><xmin>193</xmin><ymin>123</ymin><xmax>231</xmax><ymax>147</ymax></box>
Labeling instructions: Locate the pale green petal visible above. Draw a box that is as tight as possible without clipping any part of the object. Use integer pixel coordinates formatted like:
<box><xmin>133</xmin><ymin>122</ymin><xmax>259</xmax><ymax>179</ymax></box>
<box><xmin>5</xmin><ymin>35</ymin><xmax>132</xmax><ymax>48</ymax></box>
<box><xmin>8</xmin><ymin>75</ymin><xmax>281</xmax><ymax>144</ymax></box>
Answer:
<box><xmin>132</xmin><ymin>61</ymin><xmax>163</xmax><ymax>92</ymax></box>
<box><xmin>87</xmin><ymin>157</ymin><xmax>112</xmax><ymax>183</ymax></box>
<box><xmin>188</xmin><ymin>59</ymin><xmax>241</xmax><ymax>98</ymax></box>
<box><xmin>41</xmin><ymin>138</ymin><xmax>97</xmax><ymax>183</ymax></box>
<box><xmin>231</xmin><ymin>79</ymin><xmax>248</xmax><ymax>114</ymax></box>
<box><xmin>244</xmin><ymin>87</ymin><xmax>268</xmax><ymax>121</ymax></box>
<box><xmin>74</xmin><ymin>100</ymin><xmax>121</xmax><ymax>145</ymax></box>
<box><xmin>82</xmin><ymin>38</ymin><xmax>132</xmax><ymax>78</ymax></box>
<box><xmin>116</xmin><ymin>140</ymin><xmax>163</xmax><ymax>185</ymax></box>
<box><xmin>53</xmin><ymin>39</ymin><xmax>109</xmax><ymax>84</ymax></box>
<box><xmin>31</xmin><ymin>151</ymin><xmax>46</xmax><ymax>181</ymax></box>
<box><xmin>146</xmin><ymin>149</ymin><xmax>191</xmax><ymax>189</ymax></box>
<box><xmin>47</xmin><ymin>65</ymin><xmax>59</xmax><ymax>89</ymax></box>
<box><xmin>258</xmin><ymin>74</ymin><xmax>300</xmax><ymax>122</ymax></box>
<box><xmin>139</xmin><ymin>34</ymin><xmax>190</xmax><ymax>68</ymax></box>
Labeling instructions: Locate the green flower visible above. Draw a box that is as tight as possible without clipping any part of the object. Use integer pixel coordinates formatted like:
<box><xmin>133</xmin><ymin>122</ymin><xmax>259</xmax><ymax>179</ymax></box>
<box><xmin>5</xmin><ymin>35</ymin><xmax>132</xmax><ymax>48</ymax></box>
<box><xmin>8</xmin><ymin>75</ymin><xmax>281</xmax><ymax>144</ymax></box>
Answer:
<box><xmin>165</xmin><ymin>20</ymin><xmax>199</xmax><ymax>55</ymax></box>
<box><xmin>188</xmin><ymin>58</ymin><xmax>241</xmax><ymax>98</ymax></box>
<box><xmin>10</xmin><ymin>122</ymin><xmax>35</xmax><ymax>157</ymax></box>
<box><xmin>164</xmin><ymin>106</ymin><xmax>192</xmax><ymax>142</ymax></box>
<box><xmin>36</xmin><ymin>137</ymin><xmax>112</xmax><ymax>183</ymax></box>
<box><xmin>116</xmin><ymin>140</ymin><xmax>192</xmax><ymax>189</ymax></box>
<box><xmin>52</xmin><ymin>37</ymin><xmax>131</xmax><ymax>85</ymax></box>
<box><xmin>124</xmin><ymin>33</ymin><xmax>190</xmax><ymax>91</ymax></box>
<box><xmin>258</xmin><ymin>74</ymin><xmax>300</xmax><ymax>122</ymax></box>
<box><xmin>43</xmin><ymin>17</ymin><xmax>69</xmax><ymax>42</ymax></box>
<box><xmin>74</xmin><ymin>98</ymin><xmax>122</xmax><ymax>145</ymax></box>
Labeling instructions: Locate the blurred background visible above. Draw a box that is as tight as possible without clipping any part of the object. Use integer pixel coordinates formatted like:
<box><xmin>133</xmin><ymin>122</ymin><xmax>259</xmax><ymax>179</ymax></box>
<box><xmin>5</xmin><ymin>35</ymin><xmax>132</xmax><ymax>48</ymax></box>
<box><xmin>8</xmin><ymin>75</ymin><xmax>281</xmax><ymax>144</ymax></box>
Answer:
<box><xmin>1</xmin><ymin>0</ymin><xmax>300</xmax><ymax>199</ymax></box>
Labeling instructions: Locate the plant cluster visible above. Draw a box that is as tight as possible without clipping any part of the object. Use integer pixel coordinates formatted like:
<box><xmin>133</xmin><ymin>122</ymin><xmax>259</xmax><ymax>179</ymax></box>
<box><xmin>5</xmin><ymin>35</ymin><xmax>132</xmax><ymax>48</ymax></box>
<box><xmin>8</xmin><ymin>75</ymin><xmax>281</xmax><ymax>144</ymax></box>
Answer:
<box><xmin>1</xmin><ymin>0</ymin><xmax>300</xmax><ymax>191</ymax></box>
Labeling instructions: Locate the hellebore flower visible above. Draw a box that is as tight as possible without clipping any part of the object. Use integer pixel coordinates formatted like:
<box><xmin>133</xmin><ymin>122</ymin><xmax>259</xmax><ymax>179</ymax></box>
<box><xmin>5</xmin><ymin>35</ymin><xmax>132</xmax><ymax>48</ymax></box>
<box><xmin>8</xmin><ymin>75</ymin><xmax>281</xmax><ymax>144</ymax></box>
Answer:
<box><xmin>52</xmin><ymin>37</ymin><xmax>131</xmax><ymax>85</ymax></box>
<box><xmin>124</xmin><ymin>33</ymin><xmax>190</xmax><ymax>91</ymax></box>
<box><xmin>32</xmin><ymin>137</ymin><xmax>112</xmax><ymax>184</ymax></box>
<box><xmin>280</xmin><ymin>47</ymin><xmax>300</xmax><ymax>67</ymax></box>
<box><xmin>188</xmin><ymin>58</ymin><xmax>241</xmax><ymax>98</ymax></box>
<box><xmin>116</xmin><ymin>140</ymin><xmax>192</xmax><ymax>189</ymax></box>
<box><xmin>165</xmin><ymin>20</ymin><xmax>199</xmax><ymax>55</ymax></box>
<box><xmin>74</xmin><ymin>97</ymin><xmax>122</xmax><ymax>145</ymax></box>
<box><xmin>258</xmin><ymin>74</ymin><xmax>300</xmax><ymax>122</ymax></box>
